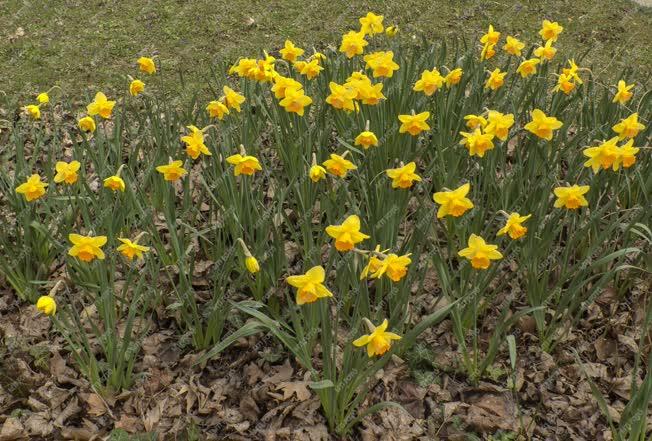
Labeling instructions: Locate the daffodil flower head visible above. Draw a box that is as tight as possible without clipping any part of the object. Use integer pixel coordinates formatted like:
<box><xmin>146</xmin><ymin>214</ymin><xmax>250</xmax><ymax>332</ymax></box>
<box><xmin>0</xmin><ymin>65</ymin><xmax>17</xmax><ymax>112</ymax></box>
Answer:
<box><xmin>279</xmin><ymin>86</ymin><xmax>313</xmax><ymax>116</ymax></box>
<box><xmin>485</xmin><ymin>68</ymin><xmax>506</xmax><ymax>90</ymax></box>
<box><xmin>23</xmin><ymin>104</ymin><xmax>41</xmax><ymax>120</ymax></box>
<box><xmin>68</xmin><ymin>233</ymin><xmax>107</xmax><ymax>262</ymax></box>
<box><xmin>433</xmin><ymin>183</ymin><xmax>474</xmax><ymax>218</ymax></box>
<box><xmin>398</xmin><ymin>111</ymin><xmax>430</xmax><ymax>136</ymax></box>
<box><xmin>286</xmin><ymin>265</ymin><xmax>333</xmax><ymax>305</ymax></box>
<box><xmin>206</xmin><ymin>100</ymin><xmax>230</xmax><ymax>119</ymax></box>
<box><xmin>339</xmin><ymin>30</ymin><xmax>368</xmax><ymax>58</ymax></box>
<box><xmin>279</xmin><ymin>39</ymin><xmax>305</xmax><ymax>63</ymax></box>
<box><xmin>129</xmin><ymin>79</ymin><xmax>145</xmax><ymax>96</ymax></box>
<box><xmin>459</xmin><ymin>129</ymin><xmax>495</xmax><ymax>157</ymax></box>
<box><xmin>458</xmin><ymin>234</ymin><xmax>503</xmax><ymax>269</ymax></box>
<box><xmin>226</xmin><ymin>147</ymin><xmax>262</xmax><ymax>176</ymax></box>
<box><xmin>325</xmin><ymin>214</ymin><xmax>370</xmax><ymax>252</ymax></box>
<box><xmin>137</xmin><ymin>56</ymin><xmax>156</xmax><ymax>74</ymax></box>
<box><xmin>385</xmin><ymin>162</ymin><xmax>421</xmax><ymax>189</ymax></box>
<box><xmin>54</xmin><ymin>160</ymin><xmax>81</xmax><ymax>185</ymax></box>
<box><xmin>497</xmin><ymin>212</ymin><xmax>532</xmax><ymax>240</ymax></box>
<box><xmin>583</xmin><ymin>137</ymin><xmax>621</xmax><ymax>173</ymax></box>
<box><xmin>413</xmin><ymin>68</ymin><xmax>445</xmax><ymax>96</ymax></box>
<box><xmin>16</xmin><ymin>174</ymin><xmax>48</xmax><ymax>202</ymax></box>
<box><xmin>36</xmin><ymin>296</ymin><xmax>56</xmax><ymax>316</ymax></box>
<box><xmin>503</xmin><ymin>36</ymin><xmax>525</xmax><ymax>56</ymax></box>
<box><xmin>78</xmin><ymin>116</ymin><xmax>96</xmax><ymax>133</ymax></box>
<box><xmin>353</xmin><ymin>319</ymin><xmax>401</xmax><ymax>357</ymax></box>
<box><xmin>516</xmin><ymin>58</ymin><xmax>540</xmax><ymax>78</ymax></box>
<box><xmin>612</xmin><ymin>113</ymin><xmax>645</xmax><ymax>140</ymax></box>
<box><xmin>117</xmin><ymin>237</ymin><xmax>150</xmax><ymax>261</ymax></box>
<box><xmin>524</xmin><ymin>109</ymin><xmax>563</xmax><ymax>141</ymax></box>
<box><xmin>359</xmin><ymin>12</ymin><xmax>384</xmax><ymax>35</ymax></box>
<box><xmin>325</xmin><ymin>82</ymin><xmax>358</xmax><ymax>111</ymax></box>
<box><xmin>539</xmin><ymin>20</ymin><xmax>563</xmax><ymax>42</ymax></box>
<box><xmin>323</xmin><ymin>152</ymin><xmax>357</xmax><ymax>178</ymax></box>
<box><xmin>553</xmin><ymin>184</ymin><xmax>590</xmax><ymax>210</ymax></box>
<box><xmin>156</xmin><ymin>159</ymin><xmax>187</xmax><ymax>181</ymax></box>
<box><xmin>87</xmin><ymin>92</ymin><xmax>116</xmax><ymax>119</ymax></box>
<box><xmin>613</xmin><ymin>80</ymin><xmax>634</xmax><ymax>105</ymax></box>
<box><xmin>363</xmin><ymin>51</ymin><xmax>399</xmax><ymax>78</ymax></box>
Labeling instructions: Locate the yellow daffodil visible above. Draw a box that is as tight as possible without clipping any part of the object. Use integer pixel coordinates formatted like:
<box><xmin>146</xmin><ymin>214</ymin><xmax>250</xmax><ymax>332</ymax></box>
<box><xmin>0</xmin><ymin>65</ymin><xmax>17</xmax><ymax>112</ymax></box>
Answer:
<box><xmin>323</xmin><ymin>153</ymin><xmax>357</xmax><ymax>178</ymax></box>
<box><xmin>480</xmin><ymin>24</ymin><xmax>500</xmax><ymax>45</ymax></box>
<box><xmin>16</xmin><ymin>174</ymin><xmax>47</xmax><ymax>202</ymax></box>
<box><xmin>326</xmin><ymin>214</ymin><xmax>370</xmax><ymax>252</ymax></box>
<box><xmin>181</xmin><ymin>125</ymin><xmax>212</xmax><ymax>160</ymax></box>
<box><xmin>353</xmin><ymin>319</ymin><xmax>401</xmax><ymax>357</ymax></box>
<box><xmin>553</xmin><ymin>73</ymin><xmax>576</xmax><ymax>95</ymax></box>
<box><xmin>485</xmin><ymin>68</ymin><xmax>506</xmax><ymax>90</ymax></box>
<box><xmin>524</xmin><ymin>109</ymin><xmax>563</xmax><ymax>140</ymax></box>
<box><xmin>363</xmin><ymin>51</ymin><xmax>399</xmax><ymax>78</ymax></box>
<box><xmin>354</xmin><ymin>130</ymin><xmax>379</xmax><ymax>149</ymax></box>
<box><xmin>385</xmin><ymin>25</ymin><xmax>398</xmax><ymax>37</ymax></box>
<box><xmin>503</xmin><ymin>36</ymin><xmax>525</xmax><ymax>56</ymax></box>
<box><xmin>245</xmin><ymin>256</ymin><xmax>260</xmax><ymax>274</ymax></box>
<box><xmin>54</xmin><ymin>160</ymin><xmax>81</xmax><ymax>185</ymax></box>
<box><xmin>497</xmin><ymin>213</ymin><xmax>532</xmax><ymax>239</ymax></box>
<box><xmin>137</xmin><ymin>56</ymin><xmax>156</xmax><ymax>74</ymax></box>
<box><xmin>226</xmin><ymin>152</ymin><xmax>262</xmax><ymax>176</ymax></box>
<box><xmin>36</xmin><ymin>92</ymin><xmax>49</xmax><ymax>104</ymax></box>
<box><xmin>459</xmin><ymin>129</ymin><xmax>495</xmax><ymax>157</ymax></box>
<box><xmin>618</xmin><ymin>139</ymin><xmax>639</xmax><ymax>168</ymax></box>
<box><xmin>206</xmin><ymin>100</ymin><xmax>230</xmax><ymax>119</ymax></box>
<box><xmin>464</xmin><ymin>114</ymin><xmax>488</xmax><ymax>130</ymax></box>
<box><xmin>484</xmin><ymin>110</ymin><xmax>514</xmax><ymax>141</ymax></box>
<box><xmin>279</xmin><ymin>40</ymin><xmax>304</xmax><ymax>63</ymax></box>
<box><xmin>156</xmin><ymin>160</ymin><xmax>187</xmax><ymax>181</ymax></box>
<box><xmin>298</xmin><ymin>59</ymin><xmax>323</xmax><ymax>79</ymax></box>
<box><xmin>23</xmin><ymin>104</ymin><xmax>41</xmax><ymax>120</ymax></box>
<box><xmin>353</xmin><ymin>81</ymin><xmax>385</xmax><ymax>105</ymax></box>
<box><xmin>613</xmin><ymin>80</ymin><xmax>634</xmax><ymax>105</ymax></box>
<box><xmin>433</xmin><ymin>183</ymin><xmax>474</xmax><ymax>218</ymax></box>
<box><xmin>583</xmin><ymin>137</ymin><xmax>621</xmax><ymax>172</ymax></box>
<box><xmin>385</xmin><ymin>162</ymin><xmax>421</xmax><ymax>189</ymax></box>
<box><xmin>516</xmin><ymin>58</ymin><xmax>540</xmax><ymax>78</ymax></box>
<box><xmin>309</xmin><ymin>164</ymin><xmax>327</xmax><ymax>182</ymax></box>
<box><xmin>445</xmin><ymin>68</ymin><xmax>463</xmax><ymax>87</ymax></box>
<box><xmin>553</xmin><ymin>184</ymin><xmax>590</xmax><ymax>210</ymax></box>
<box><xmin>534</xmin><ymin>40</ymin><xmax>556</xmax><ymax>61</ymax></box>
<box><xmin>279</xmin><ymin>87</ymin><xmax>313</xmax><ymax>116</ymax></box>
<box><xmin>398</xmin><ymin>111</ymin><xmax>430</xmax><ymax>136</ymax></box>
<box><xmin>359</xmin><ymin>12</ymin><xmax>384</xmax><ymax>35</ymax></box>
<box><xmin>68</xmin><ymin>234</ymin><xmax>107</xmax><ymax>262</ymax></box>
<box><xmin>539</xmin><ymin>20</ymin><xmax>563</xmax><ymax>42</ymax></box>
<box><xmin>129</xmin><ymin>79</ymin><xmax>145</xmax><ymax>96</ymax></box>
<box><xmin>229</xmin><ymin>58</ymin><xmax>257</xmax><ymax>77</ymax></box>
<box><xmin>458</xmin><ymin>234</ymin><xmax>503</xmax><ymax>270</ymax></box>
<box><xmin>480</xmin><ymin>42</ymin><xmax>497</xmax><ymax>61</ymax></box>
<box><xmin>339</xmin><ymin>30</ymin><xmax>368</xmax><ymax>58</ymax></box>
<box><xmin>286</xmin><ymin>265</ymin><xmax>333</xmax><ymax>305</ymax></box>
<box><xmin>562</xmin><ymin>59</ymin><xmax>583</xmax><ymax>84</ymax></box>
<box><xmin>87</xmin><ymin>92</ymin><xmax>115</xmax><ymax>119</ymax></box>
<box><xmin>271</xmin><ymin>76</ymin><xmax>303</xmax><ymax>99</ymax></box>
<box><xmin>223</xmin><ymin>86</ymin><xmax>246</xmax><ymax>112</ymax></box>
<box><xmin>325</xmin><ymin>82</ymin><xmax>358</xmax><ymax>111</ymax></box>
<box><xmin>413</xmin><ymin>68</ymin><xmax>445</xmax><ymax>96</ymax></box>
<box><xmin>36</xmin><ymin>296</ymin><xmax>56</xmax><ymax>316</ymax></box>
<box><xmin>117</xmin><ymin>237</ymin><xmax>150</xmax><ymax>260</ymax></box>
<box><xmin>104</xmin><ymin>175</ymin><xmax>126</xmax><ymax>192</ymax></box>
<box><xmin>370</xmin><ymin>253</ymin><xmax>412</xmax><ymax>281</ymax></box>
<box><xmin>360</xmin><ymin>246</ymin><xmax>385</xmax><ymax>280</ymax></box>
<box><xmin>78</xmin><ymin>116</ymin><xmax>96</xmax><ymax>133</ymax></box>
<box><xmin>612</xmin><ymin>113</ymin><xmax>645</xmax><ymax>140</ymax></box>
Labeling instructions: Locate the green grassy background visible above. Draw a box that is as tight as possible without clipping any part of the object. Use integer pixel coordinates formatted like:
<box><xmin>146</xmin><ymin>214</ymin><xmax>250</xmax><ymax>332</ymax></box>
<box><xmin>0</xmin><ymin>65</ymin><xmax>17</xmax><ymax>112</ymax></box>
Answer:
<box><xmin>1</xmin><ymin>0</ymin><xmax>651</xmax><ymax>102</ymax></box>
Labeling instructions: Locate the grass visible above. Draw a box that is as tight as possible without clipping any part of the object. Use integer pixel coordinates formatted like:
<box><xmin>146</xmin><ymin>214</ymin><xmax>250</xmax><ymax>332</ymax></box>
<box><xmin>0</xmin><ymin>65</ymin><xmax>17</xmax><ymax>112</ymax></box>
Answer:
<box><xmin>1</xmin><ymin>0</ymin><xmax>651</xmax><ymax>104</ymax></box>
